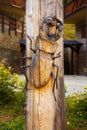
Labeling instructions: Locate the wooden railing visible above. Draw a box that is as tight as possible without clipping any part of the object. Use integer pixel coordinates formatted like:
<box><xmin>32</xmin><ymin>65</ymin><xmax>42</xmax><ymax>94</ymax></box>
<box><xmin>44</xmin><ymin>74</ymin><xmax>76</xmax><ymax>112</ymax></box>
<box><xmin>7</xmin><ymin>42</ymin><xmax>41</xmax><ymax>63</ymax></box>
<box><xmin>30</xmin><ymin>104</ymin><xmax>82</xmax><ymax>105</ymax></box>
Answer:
<box><xmin>0</xmin><ymin>14</ymin><xmax>25</xmax><ymax>38</ymax></box>
<box><xmin>64</xmin><ymin>0</ymin><xmax>87</xmax><ymax>18</ymax></box>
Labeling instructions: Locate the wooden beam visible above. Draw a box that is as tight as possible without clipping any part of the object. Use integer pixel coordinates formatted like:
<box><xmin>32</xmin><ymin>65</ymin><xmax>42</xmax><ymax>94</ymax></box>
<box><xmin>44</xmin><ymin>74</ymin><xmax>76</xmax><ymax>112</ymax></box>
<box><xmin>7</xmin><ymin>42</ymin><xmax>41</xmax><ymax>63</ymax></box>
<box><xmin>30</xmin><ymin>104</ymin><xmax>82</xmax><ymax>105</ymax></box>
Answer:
<box><xmin>9</xmin><ymin>18</ymin><xmax>11</xmax><ymax>35</ymax></box>
<box><xmin>76</xmin><ymin>47</ymin><xmax>80</xmax><ymax>75</ymax></box>
<box><xmin>71</xmin><ymin>48</ymin><xmax>74</xmax><ymax>74</ymax></box>
<box><xmin>2</xmin><ymin>15</ymin><xmax>4</xmax><ymax>33</ymax></box>
<box><xmin>21</xmin><ymin>22</ymin><xmax>24</xmax><ymax>38</ymax></box>
<box><xmin>14</xmin><ymin>19</ymin><xmax>17</xmax><ymax>36</ymax></box>
<box><xmin>25</xmin><ymin>0</ymin><xmax>66</xmax><ymax>130</ymax></box>
<box><xmin>0</xmin><ymin>4</ymin><xmax>25</xmax><ymax>18</ymax></box>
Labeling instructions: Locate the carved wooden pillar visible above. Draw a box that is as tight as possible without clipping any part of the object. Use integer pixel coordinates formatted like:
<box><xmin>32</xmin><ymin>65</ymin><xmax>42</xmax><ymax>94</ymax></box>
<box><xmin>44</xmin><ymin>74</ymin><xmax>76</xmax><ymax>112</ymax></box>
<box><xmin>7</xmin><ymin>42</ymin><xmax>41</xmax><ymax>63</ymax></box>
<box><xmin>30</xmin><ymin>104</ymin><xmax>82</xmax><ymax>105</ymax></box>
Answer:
<box><xmin>25</xmin><ymin>0</ymin><xmax>66</xmax><ymax>130</ymax></box>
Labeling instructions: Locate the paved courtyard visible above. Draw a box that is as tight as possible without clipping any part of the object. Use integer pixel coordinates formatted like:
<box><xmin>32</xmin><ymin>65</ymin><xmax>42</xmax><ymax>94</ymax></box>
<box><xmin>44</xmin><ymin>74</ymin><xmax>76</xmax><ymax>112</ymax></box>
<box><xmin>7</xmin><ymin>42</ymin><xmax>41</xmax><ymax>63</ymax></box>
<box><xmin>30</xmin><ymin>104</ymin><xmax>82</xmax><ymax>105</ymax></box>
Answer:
<box><xmin>64</xmin><ymin>75</ymin><xmax>87</xmax><ymax>96</ymax></box>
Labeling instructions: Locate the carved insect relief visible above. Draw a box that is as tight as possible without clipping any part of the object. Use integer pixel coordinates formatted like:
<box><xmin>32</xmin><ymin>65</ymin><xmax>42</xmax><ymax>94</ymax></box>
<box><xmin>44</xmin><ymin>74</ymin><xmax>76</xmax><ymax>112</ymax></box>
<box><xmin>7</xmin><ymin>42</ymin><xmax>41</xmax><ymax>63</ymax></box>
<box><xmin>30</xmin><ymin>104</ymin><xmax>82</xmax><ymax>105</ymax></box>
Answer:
<box><xmin>24</xmin><ymin>16</ymin><xmax>63</xmax><ymax>100</ymax></box>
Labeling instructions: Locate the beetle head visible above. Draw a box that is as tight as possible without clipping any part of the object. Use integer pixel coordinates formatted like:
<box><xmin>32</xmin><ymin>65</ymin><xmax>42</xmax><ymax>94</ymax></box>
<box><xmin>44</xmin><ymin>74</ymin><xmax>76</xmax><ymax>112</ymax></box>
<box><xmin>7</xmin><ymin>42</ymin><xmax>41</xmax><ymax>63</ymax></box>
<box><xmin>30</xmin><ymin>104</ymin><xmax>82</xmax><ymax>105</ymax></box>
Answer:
<box><xmin>40</xmin><ymin>16</ymin><xmax>63</xmax><ymax>43</ymax></box>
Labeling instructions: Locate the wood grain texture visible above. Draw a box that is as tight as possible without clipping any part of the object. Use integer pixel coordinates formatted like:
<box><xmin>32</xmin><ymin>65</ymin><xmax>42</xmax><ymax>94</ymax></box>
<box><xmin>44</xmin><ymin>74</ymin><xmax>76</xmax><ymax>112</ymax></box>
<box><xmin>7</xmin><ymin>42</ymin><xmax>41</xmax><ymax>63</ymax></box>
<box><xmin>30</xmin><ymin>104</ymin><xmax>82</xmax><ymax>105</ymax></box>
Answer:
<box><xmin>25</xmin><ymin>0</ymin><xmax>66</xmax><ymax>130</ymax></box>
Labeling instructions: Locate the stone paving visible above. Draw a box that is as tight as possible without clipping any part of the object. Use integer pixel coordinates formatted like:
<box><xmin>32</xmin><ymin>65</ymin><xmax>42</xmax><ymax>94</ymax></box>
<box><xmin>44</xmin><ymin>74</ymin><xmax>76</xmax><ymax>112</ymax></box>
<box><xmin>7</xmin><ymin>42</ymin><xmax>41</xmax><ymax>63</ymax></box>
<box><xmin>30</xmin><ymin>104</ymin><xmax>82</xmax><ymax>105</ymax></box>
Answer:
<box><xmin>64</xmin><ymin>75</ymin><xmax>87</xmax><ymax>96</ymax></box>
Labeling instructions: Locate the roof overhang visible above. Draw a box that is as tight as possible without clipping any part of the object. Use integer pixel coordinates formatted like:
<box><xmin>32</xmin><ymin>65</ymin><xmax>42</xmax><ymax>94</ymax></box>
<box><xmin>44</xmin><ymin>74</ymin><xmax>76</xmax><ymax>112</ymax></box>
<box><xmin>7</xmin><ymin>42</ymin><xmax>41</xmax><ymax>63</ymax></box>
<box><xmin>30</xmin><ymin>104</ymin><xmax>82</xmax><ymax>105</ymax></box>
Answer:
<box><xmin>64</xmin><ymin>7</ymin><xmax>87</xmax><ymax>24</ymax></box>
<box><xmin>0</xmin><ymin>3</ymin><xmax>25</xmax><ymax>20</ymax></box>
<box><xmin>64</xmin><ymin>40</ymin><xmax>83</xmax><ymax>48</ymax></box>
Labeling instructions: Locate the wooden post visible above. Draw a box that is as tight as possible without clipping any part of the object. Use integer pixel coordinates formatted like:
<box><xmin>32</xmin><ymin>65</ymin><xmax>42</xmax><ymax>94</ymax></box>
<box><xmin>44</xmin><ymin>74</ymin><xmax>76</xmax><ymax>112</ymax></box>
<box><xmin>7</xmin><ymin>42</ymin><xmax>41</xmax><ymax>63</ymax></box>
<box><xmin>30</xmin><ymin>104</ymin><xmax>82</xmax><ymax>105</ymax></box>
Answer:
<box><xmin>76</xmin><ymin>46</ymin><xmax>80</xmax><ymax>75</ymax></box>
<box><xmin>25</xmin><ymin>0</ymin><xmax>66</xmax><ymax>130</ymax></box>
<box><xmin>71</xmin><ymin>49</ymin><xmax>73</xmax><ymax>74</ymax></box>
<box><xmin>2</xmin><ymin>15</ymin><xmax>4</xmax><ymax>33</ymax></box>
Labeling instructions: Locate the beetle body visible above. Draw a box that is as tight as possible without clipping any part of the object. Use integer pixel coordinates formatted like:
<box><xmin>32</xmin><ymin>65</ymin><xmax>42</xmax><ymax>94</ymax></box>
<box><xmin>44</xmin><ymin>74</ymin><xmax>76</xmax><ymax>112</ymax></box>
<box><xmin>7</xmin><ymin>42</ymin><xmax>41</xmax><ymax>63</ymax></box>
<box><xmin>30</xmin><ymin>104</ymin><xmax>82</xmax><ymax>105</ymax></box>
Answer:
<box><xmin>30</xmin><ymin>52</ymin><xmax>52</xmax><ymax>88</ymax></box>
<box><xmin>29</xmin><ymin>34</ymin><xmax>59</xmax><ymax>88</ymax></box>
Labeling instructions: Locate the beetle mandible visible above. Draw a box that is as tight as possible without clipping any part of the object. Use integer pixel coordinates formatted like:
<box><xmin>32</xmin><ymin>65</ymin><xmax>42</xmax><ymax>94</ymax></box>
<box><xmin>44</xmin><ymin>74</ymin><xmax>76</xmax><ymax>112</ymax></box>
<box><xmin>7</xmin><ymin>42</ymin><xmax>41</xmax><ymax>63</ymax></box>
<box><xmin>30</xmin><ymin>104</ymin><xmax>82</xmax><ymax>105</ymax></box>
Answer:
<box><xmin>24</xmin><ymin>16</ymin><xmax>63</xmax><ymax>100</ymax></box>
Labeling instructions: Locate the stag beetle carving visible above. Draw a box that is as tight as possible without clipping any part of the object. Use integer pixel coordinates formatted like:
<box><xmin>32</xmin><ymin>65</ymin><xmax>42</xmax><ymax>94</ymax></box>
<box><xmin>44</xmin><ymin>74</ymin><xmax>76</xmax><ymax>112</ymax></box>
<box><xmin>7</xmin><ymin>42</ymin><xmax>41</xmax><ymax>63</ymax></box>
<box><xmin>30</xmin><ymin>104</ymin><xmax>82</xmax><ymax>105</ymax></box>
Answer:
<box><xmin>23</xmin><ymin>16</ymin><xmax>63</xmax><ymax>101</ymax></box>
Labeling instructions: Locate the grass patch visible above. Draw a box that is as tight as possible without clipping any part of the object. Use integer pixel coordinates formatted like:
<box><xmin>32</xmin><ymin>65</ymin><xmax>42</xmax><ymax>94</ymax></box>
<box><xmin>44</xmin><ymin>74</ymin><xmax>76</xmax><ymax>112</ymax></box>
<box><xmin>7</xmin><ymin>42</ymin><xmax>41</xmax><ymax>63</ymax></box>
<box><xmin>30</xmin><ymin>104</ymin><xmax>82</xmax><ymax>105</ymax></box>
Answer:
<box><xmin>66</xmin><ymin>92</ymin><xmax>87</xmax><ymax>130</ymax></box>
<box><xmin>0</xmin><ymin>91</ymin><xmax>26</xmax><ymax>130</ymax></box>
<box><xmin>0</xmin><ymin>115</ymin><xmax>25</xmax><ymax>130</ymax></box>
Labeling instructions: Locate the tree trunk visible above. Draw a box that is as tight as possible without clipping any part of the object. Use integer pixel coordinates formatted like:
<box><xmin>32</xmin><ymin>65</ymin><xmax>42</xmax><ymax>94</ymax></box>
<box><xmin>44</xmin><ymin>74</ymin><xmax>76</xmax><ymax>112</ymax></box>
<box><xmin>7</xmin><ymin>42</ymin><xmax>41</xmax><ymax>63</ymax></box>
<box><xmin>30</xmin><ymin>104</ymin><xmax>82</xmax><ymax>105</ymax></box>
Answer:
<box><xmin>25</xmin><ymin>0</ymin><xmax>66</xmax><ymax>130</ymax></box>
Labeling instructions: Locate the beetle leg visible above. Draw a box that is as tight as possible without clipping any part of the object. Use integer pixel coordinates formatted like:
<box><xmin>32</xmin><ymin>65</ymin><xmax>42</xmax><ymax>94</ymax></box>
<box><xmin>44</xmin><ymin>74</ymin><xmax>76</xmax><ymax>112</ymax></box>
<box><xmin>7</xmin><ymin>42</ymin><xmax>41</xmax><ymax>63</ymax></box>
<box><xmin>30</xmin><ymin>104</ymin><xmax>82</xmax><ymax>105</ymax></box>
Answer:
<box><xmin>21</xmin><ymin>56</ymin><xmax>31</xmax><ymax>89</ymax></box>
<box><xmin>52</xmin><ymin>51</ymin><xmax>61</xmax><ymax>60</ymax></box>
<box><xmin>21</xmin><ymin>63</ymin><xmax>30</xmax><ymax>90</ymax></box>
<box><xmin>23</xmin><ymin>56</ymin><xmax>32</xmax><ymax>59</ymax></box>
<box><xmin>21</xmin><ymin>55</ymin><xmax>32</xmax><ymax>68</ymax></box>
<box><xmin>51</xmin><ymin>72</ymin><xmax>56</xmax><ymax>101</ymax></box>
<box><xmin>27</xmin><ymin>35</ymin><xmax>36</xmax><ymax>53</ymax></box>
<box><xmin>52</xmin><ymin>64</ymin><xmax>59</xmax><ymax>101</ymax></box>
<box><xmin>21</xmin><ymin>60</ymin><xmax>31</xmax><ymax>91</ymax></box>
<box><xmin>53</xmin><ymin>64</ymin><xmax>59</xmax><ymax>89</ymax></box>
<box><xmin>21</xmin><ymin>65</ymin><xmax>30</xmax><ymax>68</ymax></box>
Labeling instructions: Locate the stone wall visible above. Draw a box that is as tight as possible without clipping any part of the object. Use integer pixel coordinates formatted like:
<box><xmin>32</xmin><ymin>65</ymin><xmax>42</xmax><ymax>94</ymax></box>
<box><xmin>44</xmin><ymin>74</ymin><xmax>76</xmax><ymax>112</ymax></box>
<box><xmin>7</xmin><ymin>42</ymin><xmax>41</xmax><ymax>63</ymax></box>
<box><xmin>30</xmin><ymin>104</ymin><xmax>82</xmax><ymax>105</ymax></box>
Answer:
<box><xmin>0</xmin><ymin>29</ymin><xmax>22</xmax><ymax>73</ymax></box>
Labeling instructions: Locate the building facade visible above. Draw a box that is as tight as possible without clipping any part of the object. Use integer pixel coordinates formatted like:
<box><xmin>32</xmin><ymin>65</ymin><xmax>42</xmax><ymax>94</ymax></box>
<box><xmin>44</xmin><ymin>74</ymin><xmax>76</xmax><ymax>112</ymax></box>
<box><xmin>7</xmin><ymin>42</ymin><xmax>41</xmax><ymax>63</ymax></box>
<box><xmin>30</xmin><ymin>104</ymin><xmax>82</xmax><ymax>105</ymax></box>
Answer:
<box><xmin>0</xmin><ymin>1</ymin><xmax>25</xmax><ymax>73</ymax></box>
<box><xmin>64</xmin><ymin>0</ymin><xmax>87</xmax><ymax>75</ymax></box>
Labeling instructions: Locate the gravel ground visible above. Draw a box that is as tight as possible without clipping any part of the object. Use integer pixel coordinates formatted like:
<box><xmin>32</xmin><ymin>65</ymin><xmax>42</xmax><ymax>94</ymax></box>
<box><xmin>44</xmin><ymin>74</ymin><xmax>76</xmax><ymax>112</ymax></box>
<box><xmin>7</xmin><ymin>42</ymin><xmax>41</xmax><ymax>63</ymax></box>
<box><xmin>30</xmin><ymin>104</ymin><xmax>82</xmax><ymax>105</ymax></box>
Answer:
<box><xmin>64</xmin><ymin>75</ymin><xmax>87</xmax><ymax>96</ymax></box>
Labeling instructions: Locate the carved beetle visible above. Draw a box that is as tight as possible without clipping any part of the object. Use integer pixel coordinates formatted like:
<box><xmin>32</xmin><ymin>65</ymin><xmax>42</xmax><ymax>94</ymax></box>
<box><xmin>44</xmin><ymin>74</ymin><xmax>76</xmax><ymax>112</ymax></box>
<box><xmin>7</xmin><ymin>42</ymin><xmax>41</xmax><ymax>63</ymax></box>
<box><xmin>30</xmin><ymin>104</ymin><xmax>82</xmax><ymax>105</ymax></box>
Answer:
<box><xmin>24</xmin><ymin>16</ymin><xmax>63</xmax><ymax>100</ymax></box>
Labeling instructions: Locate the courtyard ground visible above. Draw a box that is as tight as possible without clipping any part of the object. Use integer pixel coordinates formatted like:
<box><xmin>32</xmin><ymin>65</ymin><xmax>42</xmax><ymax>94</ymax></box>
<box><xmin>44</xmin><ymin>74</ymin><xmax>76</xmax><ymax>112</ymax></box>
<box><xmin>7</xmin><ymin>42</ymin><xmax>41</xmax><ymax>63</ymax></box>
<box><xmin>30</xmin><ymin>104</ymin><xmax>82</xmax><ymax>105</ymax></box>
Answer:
<box><xmin>64</xmin><ymin>75</ymin><xmax>87</xmax><ymax>96</ymax></box>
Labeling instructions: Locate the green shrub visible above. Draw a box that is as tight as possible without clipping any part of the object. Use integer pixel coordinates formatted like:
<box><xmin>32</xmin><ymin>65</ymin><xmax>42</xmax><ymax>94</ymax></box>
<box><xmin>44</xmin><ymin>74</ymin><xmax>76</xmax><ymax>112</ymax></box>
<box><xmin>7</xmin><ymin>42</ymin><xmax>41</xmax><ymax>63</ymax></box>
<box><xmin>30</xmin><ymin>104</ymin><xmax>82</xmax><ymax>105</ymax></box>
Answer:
<box><xmin>0</xmin><ymin>64</ymin><xmax>25</xmax><ymax>105</ymax></box>
<box><xmin>0</xmin><ymin>116</ymin><xmax>25</xmax><ymax>130</ymax></box>
<box><xmin>11</xmin><ymin>90</ymin><xmax>25</xmax><ymax>115</ymax></box>
<box><xmin>66</xmin><ymin>92</ymin><xmax>87</xmax><ymax>129</ymax></box>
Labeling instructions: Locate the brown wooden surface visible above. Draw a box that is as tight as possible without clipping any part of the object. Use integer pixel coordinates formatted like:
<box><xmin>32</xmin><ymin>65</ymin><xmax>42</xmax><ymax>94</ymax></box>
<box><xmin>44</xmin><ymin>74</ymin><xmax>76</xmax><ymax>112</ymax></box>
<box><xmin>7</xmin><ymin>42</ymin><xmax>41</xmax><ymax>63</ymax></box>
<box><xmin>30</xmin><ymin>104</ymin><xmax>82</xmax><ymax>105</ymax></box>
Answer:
<box><xmin>64</xmin><ymin>0</ymin><xmax>87</xmax><ymax>17</ymax></box>
<box><xmin>0</xmin><ymin>0</ymin><xmax>25</xmax><ymax>9</ymax></box>
<box><xmin>25</xmin><ymin>0</ymin><xmax>66</xmax><ymax>130</ymax></box>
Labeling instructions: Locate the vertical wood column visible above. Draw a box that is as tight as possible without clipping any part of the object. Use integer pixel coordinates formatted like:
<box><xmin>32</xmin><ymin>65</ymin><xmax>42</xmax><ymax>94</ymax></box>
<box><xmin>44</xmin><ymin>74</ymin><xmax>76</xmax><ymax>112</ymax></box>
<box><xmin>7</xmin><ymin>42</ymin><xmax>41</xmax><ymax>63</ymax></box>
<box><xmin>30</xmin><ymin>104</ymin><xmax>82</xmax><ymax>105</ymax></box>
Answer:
<box><xmin>25</xmin><ymin>0</ymin><xmax>66</xmax><ymax>130</ymax></box>
<box><xmin>2</xmin><ymin>15</ymin><xmax>4</xmax><ymax>33</ymax></box>
<box><xmin>71</xmin><ymin>49</ymin><xmax>73</xmax><ymax>74</ymax></box>
<box><xmin>77</xmin><ymin>47</ymin><xmax>80</xmax><ymax>75</ymax></box>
